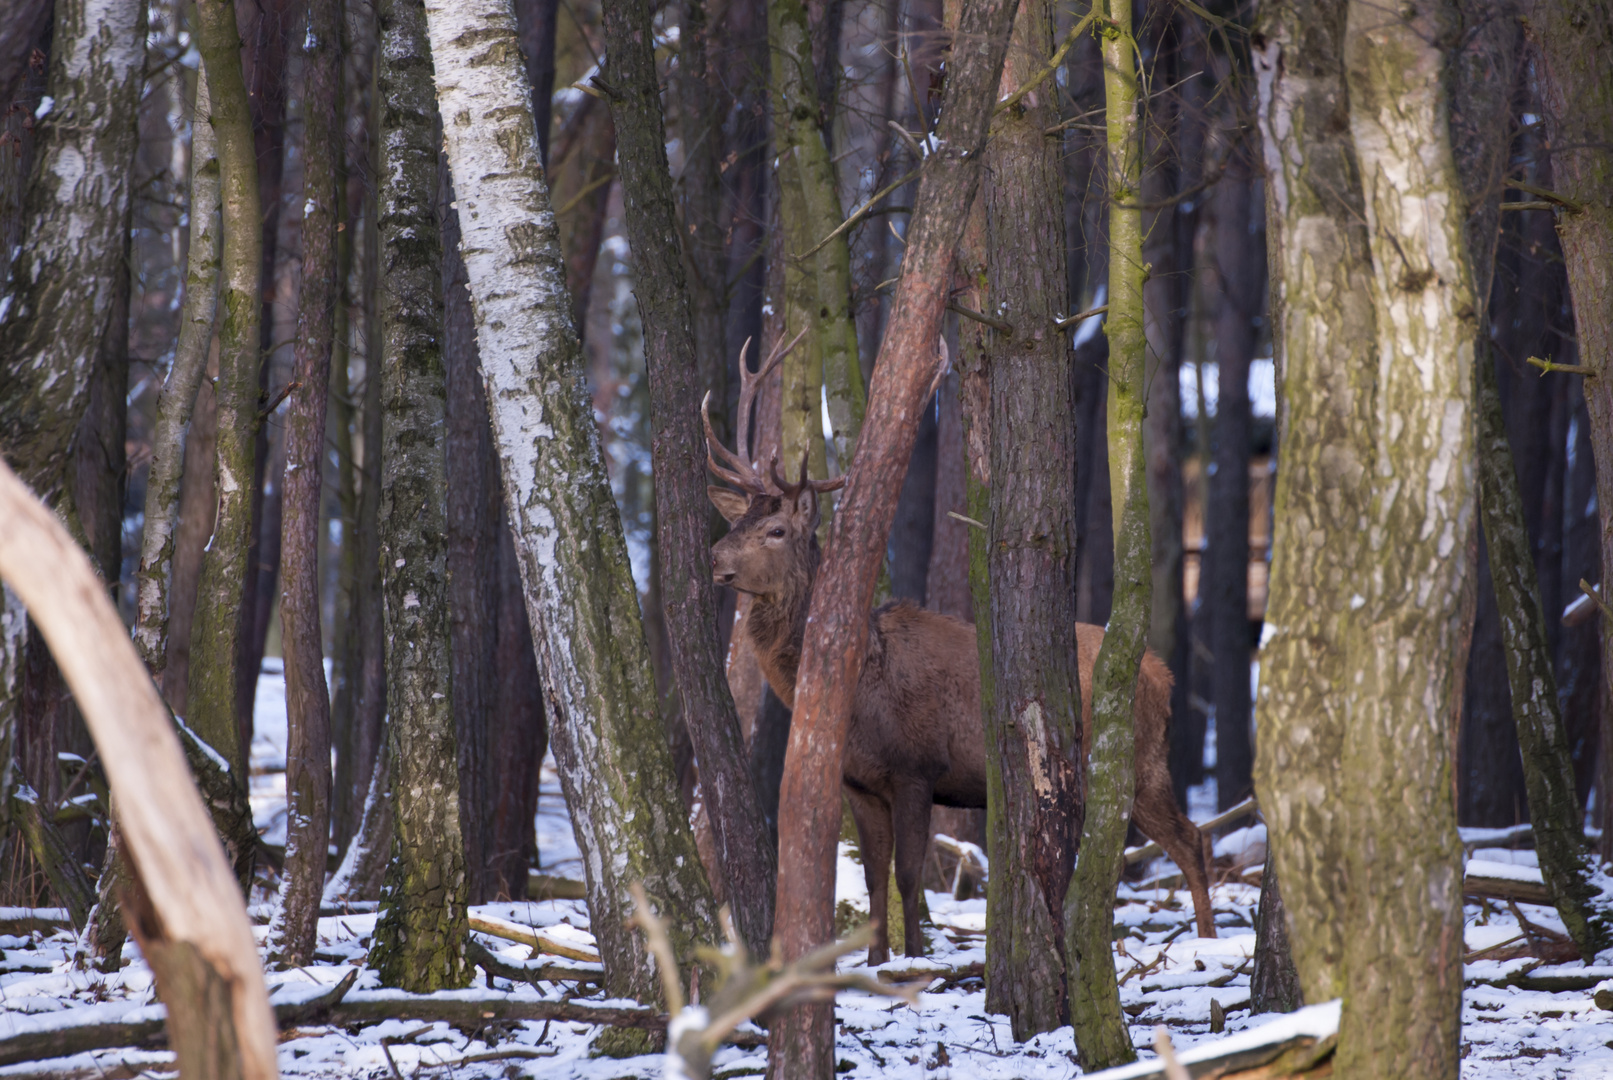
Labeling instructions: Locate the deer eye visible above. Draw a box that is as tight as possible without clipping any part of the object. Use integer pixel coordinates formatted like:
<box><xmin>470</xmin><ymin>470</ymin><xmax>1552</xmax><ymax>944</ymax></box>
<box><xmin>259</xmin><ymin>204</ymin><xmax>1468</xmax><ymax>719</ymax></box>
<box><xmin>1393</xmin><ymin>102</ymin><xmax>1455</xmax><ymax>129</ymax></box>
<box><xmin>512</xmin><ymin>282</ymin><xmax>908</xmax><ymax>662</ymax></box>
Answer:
<box><xmin>768</xmin><ymin>527</ymin><xmax>786</xmax><ymax>538</ymax></box>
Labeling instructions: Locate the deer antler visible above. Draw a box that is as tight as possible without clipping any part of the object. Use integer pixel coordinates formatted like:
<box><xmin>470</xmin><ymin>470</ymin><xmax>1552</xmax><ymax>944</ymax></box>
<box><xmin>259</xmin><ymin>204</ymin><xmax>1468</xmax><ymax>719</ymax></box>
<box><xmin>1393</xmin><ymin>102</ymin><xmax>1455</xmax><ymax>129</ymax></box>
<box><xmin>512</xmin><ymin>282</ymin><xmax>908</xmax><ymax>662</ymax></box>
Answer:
<box><xmin>703</xmin><ymin>328</ymin><xmax>809</xmax><ymax>494</ymax></box>
<box><xmin>769</xmin><ymin>450</ymin><xmax>847</xmax><ymax>497</ymax></box>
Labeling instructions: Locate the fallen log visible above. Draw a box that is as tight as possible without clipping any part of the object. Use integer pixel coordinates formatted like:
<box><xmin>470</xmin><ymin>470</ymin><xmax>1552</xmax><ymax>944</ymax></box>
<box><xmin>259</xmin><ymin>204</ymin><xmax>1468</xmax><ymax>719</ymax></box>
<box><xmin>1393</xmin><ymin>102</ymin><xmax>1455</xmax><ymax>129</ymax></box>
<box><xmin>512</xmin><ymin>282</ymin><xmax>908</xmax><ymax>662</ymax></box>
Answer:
<box><xmin>465</xmin><ymin>937</ymin><xmax>602</xmax><ymax>987</ymax></box>
<box><xmin>467</xmin><ymin>912</ymin><xmax>600</xmax><ymax>964</ymax></box>
<box><xmin>873</xmin><ymin>960</ymin><xmax>984</xmax><ymax>991</ymax></box>
<box><xmin>527</xmin><ymin>873</ymin><xmax>586</xmax><ymax>901</ymax></box>
<box><xmin>0</xmin><ymin>907</ymin><xmax>72</xmax><ymax>935</ymax></box>
<box><xmin>1083</xmin><ymin>999</ymin><xmax>1340</xmax><ymax>1080</ymax></box>
<box><xmin>0</xmin><ymin>967</ymin><xmax>765</xmax><ymax>1068</ymax></box>
<box><xmin>1463</xmin><ymin>861</ymin><xmax>1554</xmax><ymax>906</ymax></box>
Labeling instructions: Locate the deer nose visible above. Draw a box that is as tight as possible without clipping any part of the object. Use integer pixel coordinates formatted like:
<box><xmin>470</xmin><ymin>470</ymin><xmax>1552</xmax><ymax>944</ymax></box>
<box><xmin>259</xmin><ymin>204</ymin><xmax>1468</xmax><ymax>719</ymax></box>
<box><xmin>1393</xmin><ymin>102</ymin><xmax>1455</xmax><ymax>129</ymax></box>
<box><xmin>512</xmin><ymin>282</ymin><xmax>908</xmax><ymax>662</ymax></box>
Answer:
<box><xmin>714</xmin><ymin>570</ymin><xmax>735</xmax><ymax>586</ymax></box>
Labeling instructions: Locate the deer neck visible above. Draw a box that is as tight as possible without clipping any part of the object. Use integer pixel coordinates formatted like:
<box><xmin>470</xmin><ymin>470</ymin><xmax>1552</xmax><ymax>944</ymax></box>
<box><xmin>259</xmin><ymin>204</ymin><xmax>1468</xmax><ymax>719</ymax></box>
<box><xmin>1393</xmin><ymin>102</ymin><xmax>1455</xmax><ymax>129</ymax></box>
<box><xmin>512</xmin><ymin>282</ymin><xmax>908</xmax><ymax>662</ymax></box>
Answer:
<box><xmin>745</xmin><ymin>542</ymin><xmax>819</xmax><ymax>709</ymax></box>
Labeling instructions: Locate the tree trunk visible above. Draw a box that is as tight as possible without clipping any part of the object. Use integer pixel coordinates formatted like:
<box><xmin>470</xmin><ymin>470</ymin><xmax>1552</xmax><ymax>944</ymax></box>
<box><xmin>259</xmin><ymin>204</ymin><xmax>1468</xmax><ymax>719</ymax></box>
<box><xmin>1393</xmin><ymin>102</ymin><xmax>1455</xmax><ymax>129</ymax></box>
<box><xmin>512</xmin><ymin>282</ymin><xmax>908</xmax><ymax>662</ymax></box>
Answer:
<box><xmin>0</xmin><ymin>460</ymin><xmax>279</xmax><ymax>1080</ymax></box>
<box><xmin>1209</xmin><ymin>173</ymin><xmax>1259</xmax><ymax>811</ymax></box>
<box><xmin>1332</xmin><ymin>3</ymin><xmax>1476</xmax><ymax>1074</ymax></box>
<box><xmin>0</xmin><ymin>0</ymin><xmax>144</xmax><ymax>502</ymax></box>
<box><xmin>365</xmin><ymin>0</ymin><xmax>470</xmax><ymax>994</ymax></box>
<box><xmin>768</xmin><ymin>1</ymin><xmax>1019</xmax><ymax>1072</ymax></box>
<box><xmin>133</xmin><ymin>70</ymin><xmax>222</xmax><ymax>682</ymax></box>
<box><xmin>161</xmin><ymin>371</ymin><xmax>218</xmax><ymax>713</ymax></box>
<box><xmin>602</xmin><ymin>0</ymin><xmax>778</xmax><ymax>957</ymax></box>
<box><xmin>421</xmin><ymin>0</ymin><xmax>720</xmax><ymax>1024</ymax></box>
<box><xmin>490</xmin><ymin>516</ymin><xmax>546</xmax><ymax>898</ymax></box>
<box><xmin>188</xmin><ymin>0</ymin><xmax>263</xmax><ymax>828</ymax></box>
<box><xmin>270</xmin><ymin>0</ymin><xmax>341</xmax><ymax>965</ymax></box>
<box><xmin>769</xmin><ymin>0</ymin><xmax>864</xmax><ymax>477</ymax></box>
<box><xmin>1250</xmin><ymin>0</ymin><xmax>1375</xmax><ymax>1005</ymax></box>
<box><xmin>1522</xmin><ymin>0</ymin><xmax>1613</xmax><ymax>870</ymax></box>
<box><xmin>512</xmin><ymin>0</ymin><xmax>559</xmax><ymax>164</ymax></box>
<box><xmin>1461</xmin><ymin>538</ymin><xmax>1528</xmax><ymax>824</ymax></box>
<box><xmin>973</xmin><ymin>0</ymin><xmax>1081</xmax><ymax>1039</ymax></box>
<box><xmin>1063</xmin><ymin>0</ymin><xmax>1144</xmax><ymax>1064</ymax></box>
<box><xmin>1250</xmin><ymin>849</ymin><xmax>1303</xmax><ymax>1014</ymax></box>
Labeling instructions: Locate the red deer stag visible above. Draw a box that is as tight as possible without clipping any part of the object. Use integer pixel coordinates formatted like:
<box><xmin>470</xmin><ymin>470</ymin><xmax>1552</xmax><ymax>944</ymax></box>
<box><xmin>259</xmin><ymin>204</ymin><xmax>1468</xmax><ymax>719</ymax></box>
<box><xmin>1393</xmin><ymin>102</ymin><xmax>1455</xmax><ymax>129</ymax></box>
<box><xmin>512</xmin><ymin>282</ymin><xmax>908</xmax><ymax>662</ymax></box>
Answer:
<box><xmin>704</xmin><ymin>341</ymin><xmax>1217</xmax><ymax>963</ymax></box>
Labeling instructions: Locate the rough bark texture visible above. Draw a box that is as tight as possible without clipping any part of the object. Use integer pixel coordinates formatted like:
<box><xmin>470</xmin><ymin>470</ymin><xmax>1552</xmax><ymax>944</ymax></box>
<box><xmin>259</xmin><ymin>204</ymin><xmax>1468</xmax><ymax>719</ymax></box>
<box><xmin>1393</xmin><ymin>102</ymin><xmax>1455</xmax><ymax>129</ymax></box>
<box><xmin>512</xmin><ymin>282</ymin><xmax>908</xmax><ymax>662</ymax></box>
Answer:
<box><xmin>270</xmin><ymin>0</ymin><xmax>342</xmax><ymax>966</ymax></box>
<box><xmin>420</xmin><ymin>0</ymin><xmax>719</xmax><ymax>1023</ymax></box>
<box><xmin>769</xmin><ymin>0</ymin><xmax>864</xmax><ymax>475</ymax></box>
<box><xmin>0</xmin><ymin>0</ymin><xmax>144</xmax><ymax>501</ymax></box>
<box><xmin>132</xmin><ymin>70</ymin><xmax>222</xmax><ymax>678</ymax></box>
<box><xmin>1251</xmin><ymin>848</ymin><xmax>1303</xmax><ymax>1013</ymax></box>
<box><xmin>1522</xmin><ymin>0</ymin><xmax>1613</xmax><ymax>870</ymax></box>
<box><xmin>188</xmin><ymin>0</ymin><xmax>264</xmax><ymax>799</ymax></box>
<box><xmin>1063</xmin><ymin>2</ymin><xmax>1144</xmax><ymax>1066</ymax></box>
<box><xmin>366</xmin><ymin>0</ymin><xmax>470</xmax><ymax>993</ymax></box>
<box><xmin>1251</xmin><ymin>0</ymin><xmax>1376</xmax><ymax>1004</ymax></box>
<box><xmin>767</xmin><ymin>1</ymin><xmax>1020</xmax><ymax>1074</ymax></box>
<box><xmin>0</xmin><ymin>460</ymin><xmax>279</xmax><ymax>1080</ymax></box>
<box><xmin>975</xmin><ymin>0</ymin><xmax>1081</xmax><ymax>1039</ymax></box>
<box><xmin>601</xmin><ymin>0</ymin><xmax>777</xmax><ymax>957</ymax></box>
<box><xmin>1334</xmin><ymin>2</ymin><xmax>1475</xmax><ymax>1074</ymax></box>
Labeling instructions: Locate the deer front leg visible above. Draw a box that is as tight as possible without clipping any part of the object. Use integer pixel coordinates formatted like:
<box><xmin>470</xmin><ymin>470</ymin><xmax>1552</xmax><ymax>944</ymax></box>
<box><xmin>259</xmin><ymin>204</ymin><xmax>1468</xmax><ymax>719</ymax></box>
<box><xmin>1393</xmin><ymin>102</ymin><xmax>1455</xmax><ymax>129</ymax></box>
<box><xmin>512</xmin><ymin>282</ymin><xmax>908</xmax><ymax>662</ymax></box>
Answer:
<box><xmin>891</xmin><ymin>782</ymin><xmax>936</xmax><ymax>958</ymax></box>
<box><xmin>845</xmin><ymin>786</ymin><xmax>894</xmax><ymax>965</ymax></box>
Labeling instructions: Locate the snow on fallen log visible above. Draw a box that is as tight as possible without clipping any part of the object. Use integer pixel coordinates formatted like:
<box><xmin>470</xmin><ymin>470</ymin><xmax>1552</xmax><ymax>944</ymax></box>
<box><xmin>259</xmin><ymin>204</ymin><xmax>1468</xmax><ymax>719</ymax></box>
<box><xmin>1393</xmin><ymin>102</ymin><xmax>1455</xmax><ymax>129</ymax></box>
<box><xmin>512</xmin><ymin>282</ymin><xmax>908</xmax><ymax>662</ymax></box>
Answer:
<box><xmin>467</xmin><ymin>911</ymin><xmax>600</xmax><ymax>963</ymax></box>
<box><xmin>1083</xmin><ymin>1000</ymin><xmax>1340</xmax><ymax>1079</ymax></box>
<box><xmin>1464</xmin><ymin>859</ymin><xmax>1554</xmax><ymax>905</ymax></box>
<box><xmin>0</xmin><ymin>908</ymin><xmax>72</xmax><ymax>935</ymax></box>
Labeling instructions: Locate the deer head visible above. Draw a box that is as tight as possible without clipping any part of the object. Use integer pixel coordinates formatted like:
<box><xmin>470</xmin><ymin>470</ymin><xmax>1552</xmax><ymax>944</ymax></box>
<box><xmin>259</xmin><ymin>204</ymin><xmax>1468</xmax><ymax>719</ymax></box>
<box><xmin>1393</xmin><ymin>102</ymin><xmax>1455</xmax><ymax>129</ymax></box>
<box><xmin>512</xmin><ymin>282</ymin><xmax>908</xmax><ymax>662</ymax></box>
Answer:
<box><xmin>705</xmin><ymin>331</ymin><xmax>843</xmax><ymax>599</ymax></box>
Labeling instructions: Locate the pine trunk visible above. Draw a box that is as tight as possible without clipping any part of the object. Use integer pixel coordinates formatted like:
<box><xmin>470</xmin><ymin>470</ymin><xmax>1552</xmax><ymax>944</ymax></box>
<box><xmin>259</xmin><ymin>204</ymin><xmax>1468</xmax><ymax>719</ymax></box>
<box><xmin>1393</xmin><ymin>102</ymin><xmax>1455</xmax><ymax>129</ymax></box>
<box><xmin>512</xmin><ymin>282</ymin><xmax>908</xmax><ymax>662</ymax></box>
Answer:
<box><xmin>767</xmin><ymin>1</ymin><xmax>1019</xmax><ymax>1072</ymax></box>
<box><xmin>976</xmin><ymin>0</ymin><xmax>1081</xmax><ymax>1039</ymax></box>
<box><xmin>366</xmin><ymin>0</ymin><xmax>470</xmax><ymax>993</ymax></box>
<box><xmin>420</xmin><ymin>0</ymin><xmax>720</xmax><ymax>1022</ymax></box>
<box><xmin>1250</xmin><ymin>0</ymin><xmax>1376</xmax><ymax>1004</ymax></box>
<box><xmin>271</xmin><ymin>0</ymin><xmax>342</xmax><ymax>965</ymax></box>
<box><xmin>602</xmin><ymin>0</ymin><xmax>778</xmax><ymax>957</ymax></box>
<box><xmin>1063</xmin><ymin>0</ymin><xmax>1144</xmax><ymax>1064</ymax></box>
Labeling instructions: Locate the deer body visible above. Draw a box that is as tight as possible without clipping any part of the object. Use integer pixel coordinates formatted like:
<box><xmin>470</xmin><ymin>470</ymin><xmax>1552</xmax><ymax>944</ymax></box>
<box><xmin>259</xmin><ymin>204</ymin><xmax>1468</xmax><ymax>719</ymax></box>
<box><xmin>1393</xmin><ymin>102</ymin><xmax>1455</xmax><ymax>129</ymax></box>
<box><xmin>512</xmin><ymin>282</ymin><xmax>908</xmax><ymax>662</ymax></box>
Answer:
<box><xmin>702</xmin><ymin>344</ymin><xmax>1214</xmax><ymax>964</ymax></box>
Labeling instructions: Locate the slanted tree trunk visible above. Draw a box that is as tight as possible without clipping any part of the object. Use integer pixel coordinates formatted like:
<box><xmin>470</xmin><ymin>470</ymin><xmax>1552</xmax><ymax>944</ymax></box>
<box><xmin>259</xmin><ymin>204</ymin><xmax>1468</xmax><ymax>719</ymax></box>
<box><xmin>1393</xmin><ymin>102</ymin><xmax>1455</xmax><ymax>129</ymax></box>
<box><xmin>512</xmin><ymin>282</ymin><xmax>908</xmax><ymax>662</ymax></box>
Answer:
<box><xmin>768</xmin><ymin>1</ymin><xmax>1020</xmax><ymax>1072</ymax></box>
<box><xmin>602</xmin><ymin>0</ymin><xmax>778</xmax><ymax>957</ymax></box>
<box><xmin>512</xmin><ymin>0</ymin><xmax>559</xmax><ymax>163</ymax></box>
<box><xmin>1333</xmin><ymin>3</ymin><xmax>1475</xmax><ymax>1074</ymax></box>
<box><xmin>270</xmin><ymin>0</ymin><xmax>342</xmax><ymax>965</ymax></box>
<box><xmin>1522</xmin><ymin>0</ymin><xmax>1613</xmax><ymax>865</ymax></box>
<box><xmin>0</xmin><ymin>460</ymin><xmax>279</xmax><ymax>1080</ymax></box>
<box><xmin>365</xmin><ymin>0</ymin><xmax>470</xmax><ymax>994</ymax></box>
<box><xmin>421</xmin><ymin>0</ymin><xmax>720</xmax><ymax>1027</ymax></box>
<box><xmin>1209</xmin><ymin>173</ymin><xmax>1259</xmax><ymax>810</ymax></box>
<box><xmin>1063</xmin><ymin>0</ymin><xmax>1144</xmax><ymax>1064</ymax></box>
<box><xmin>1250</xmin><ymin>0</ymin><xmax>1376</xmax><ymax>1005</ymax></box>
<box><xmin>973</xmin><ymin>0</ymin><xmax>1081</xmax><ymax>1040</ymax></box>
<box><xmin>188</xmin><ymin>0</ymin><xmax>264</xmax><ymax>887</ymax></box>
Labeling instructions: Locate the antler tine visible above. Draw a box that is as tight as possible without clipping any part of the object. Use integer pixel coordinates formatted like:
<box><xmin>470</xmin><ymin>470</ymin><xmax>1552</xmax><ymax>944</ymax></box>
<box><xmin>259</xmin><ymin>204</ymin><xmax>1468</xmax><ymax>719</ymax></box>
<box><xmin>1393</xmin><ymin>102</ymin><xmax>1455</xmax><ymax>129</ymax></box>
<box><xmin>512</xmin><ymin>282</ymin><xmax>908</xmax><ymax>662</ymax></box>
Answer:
<box><xmin>767</xmin><ymin>449</ymin><xmax>846</xmax><ymax>496</ymax></box>
<box><xmin>734</xmin><ymin>328</ymin><xmax>807</xmax><ymax>467</ymax></box>
<box><xmin>702</xmin><ymin>390</ymin><xmax>767</xmax><ymax>494</ymax></box>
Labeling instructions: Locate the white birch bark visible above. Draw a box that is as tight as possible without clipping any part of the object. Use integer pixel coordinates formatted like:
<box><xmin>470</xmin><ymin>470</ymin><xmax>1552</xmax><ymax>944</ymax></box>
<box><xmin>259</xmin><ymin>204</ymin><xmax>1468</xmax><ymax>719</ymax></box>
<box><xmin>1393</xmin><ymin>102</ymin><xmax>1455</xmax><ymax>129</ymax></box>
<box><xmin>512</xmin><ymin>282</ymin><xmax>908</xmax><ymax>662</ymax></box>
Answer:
<box><xmin>0</xmin><ymin>0</ymin><xmax>145</xmax><ymax>499</ymax></box>
<box><xmin>420</xmin><ymin>0</ymin><xmax>718</xmax><ymax>1014</ymax></box>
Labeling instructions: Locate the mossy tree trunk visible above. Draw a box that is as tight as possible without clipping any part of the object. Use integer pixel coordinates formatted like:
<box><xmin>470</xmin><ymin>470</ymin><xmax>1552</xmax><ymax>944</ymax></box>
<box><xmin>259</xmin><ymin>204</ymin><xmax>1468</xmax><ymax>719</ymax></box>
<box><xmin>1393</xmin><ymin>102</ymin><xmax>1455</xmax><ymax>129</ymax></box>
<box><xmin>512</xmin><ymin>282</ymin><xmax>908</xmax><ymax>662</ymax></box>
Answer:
<box><xmin>1062</xmin><ymin>1</ymin><xmax>1144</xmax><ymax>1066</ymax></box>
<box><xmin>770</xmin><ymin>0</ymin><xmax>865</xmax><ymax>482</ymax></box>
<box><xmin>1333</xmin><ymin>2</ymin><xmax>1476</xmax><ymax>1074</ymax></box>
<box><xmin>420</xmin><ymin>0</ymin><xmax>719</xmax><ymax>1022</ymax></box>
<box><xmin>188</xmin><ymin>0</ymin><xmax>264</xmax><ymax>890</ymax></box>
<box><xmin>1250</xmin><ymin>0</ymin><xmax>1377</xmax><ymax>1005</ymax></box>
<box><xmin>365</xmin><ymin>0</ymin><xmax>470</xmax><ymax>993</ymax></box>
<box><xmin>270</xmin><ymin>0</ymin><xmax>342</xmax><ymax>965</ymax></box>
<box><xmin>973</xmin><ymin>0</ymin><xmax>1082</xmax><ymax>1040</ymax></box>
<box><xmin>768</xmin><ymin>0</ymin><xmax>1021</xmax><ymax>1072</ymax></box>
<box><xmin>602</xmin><ymin>0</ymin><xmax>778</xmax><ymax>957</ymax></box>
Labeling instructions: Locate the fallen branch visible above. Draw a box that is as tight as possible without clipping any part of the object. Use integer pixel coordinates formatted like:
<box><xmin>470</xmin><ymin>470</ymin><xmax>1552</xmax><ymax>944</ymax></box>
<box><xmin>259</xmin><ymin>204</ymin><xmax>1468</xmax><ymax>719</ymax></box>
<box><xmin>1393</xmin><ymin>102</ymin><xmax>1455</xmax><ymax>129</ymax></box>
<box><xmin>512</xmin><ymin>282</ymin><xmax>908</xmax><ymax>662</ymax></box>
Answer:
<box><xmin>0</xmin><ymin>906</ymin><xmax>73</xmax><ymax>935</ymax></box>
<box><xmin>1083</xmin><ymin>1000</ymin><xmax>1340</xmax><ymax>1080</ymax></box>
<box><xmin>1464</xmin><ymin>862</ymin><xmax>1555</xmax><ymax>906</ymax></box>
<box><xmin>465</xmin><ymin>937</ymin><xmax>602</xmax><ymax>987</ymax></box>
<box><xmin>526</xmin><ymin>873</ymin><xmax>586</xmax><ymax>901</ymax></box>
<box><xmin>466</xmin><ymin>912</ymin><xmax>600</xmax><ymax>964</ymax></box>
<box><xmin>873</xmin><ymin>960</ymin><xmax>984</xmax><ymax>991</ymax></box>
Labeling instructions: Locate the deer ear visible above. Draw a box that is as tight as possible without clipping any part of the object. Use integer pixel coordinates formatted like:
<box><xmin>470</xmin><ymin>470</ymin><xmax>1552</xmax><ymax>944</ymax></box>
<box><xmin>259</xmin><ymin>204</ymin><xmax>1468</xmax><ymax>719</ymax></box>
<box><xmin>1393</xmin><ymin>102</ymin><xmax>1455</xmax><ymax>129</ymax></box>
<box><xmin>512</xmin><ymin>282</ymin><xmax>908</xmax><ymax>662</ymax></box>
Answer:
<box><xmin>790</xmin><ymin>485</ymin><xmax>819</xmax><ymax>529</ymax></box>
<box><xmin>708</xmin><ymin>486</ymin><xmax>750</xmax><ymax>524</ymax></box>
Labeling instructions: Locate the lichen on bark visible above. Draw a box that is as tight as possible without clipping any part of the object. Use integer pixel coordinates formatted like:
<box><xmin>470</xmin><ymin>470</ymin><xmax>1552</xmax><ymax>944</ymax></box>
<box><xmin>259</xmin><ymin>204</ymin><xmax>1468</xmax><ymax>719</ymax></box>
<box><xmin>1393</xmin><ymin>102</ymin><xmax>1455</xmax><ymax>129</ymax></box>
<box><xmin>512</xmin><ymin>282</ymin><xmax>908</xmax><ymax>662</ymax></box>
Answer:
<box><xmin>418</xmin><ymin>0</ymin><xmax>718</xmax><ymax>1019</ymax></box>
<box><xmin>366</xmin><ymin>0</ymin><xmax>470</xmax><ymax>993</ymax></box>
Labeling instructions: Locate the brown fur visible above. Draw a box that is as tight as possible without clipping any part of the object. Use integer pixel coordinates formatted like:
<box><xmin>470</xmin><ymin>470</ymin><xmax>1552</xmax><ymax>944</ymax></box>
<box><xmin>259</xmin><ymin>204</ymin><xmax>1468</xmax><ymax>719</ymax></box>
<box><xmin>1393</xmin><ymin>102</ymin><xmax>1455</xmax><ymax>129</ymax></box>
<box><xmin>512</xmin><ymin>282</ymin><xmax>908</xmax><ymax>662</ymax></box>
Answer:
<box><xmin>710</xmin><ymin>484</ymin><xmax>1217</xmax><ymax>963</ymax></box>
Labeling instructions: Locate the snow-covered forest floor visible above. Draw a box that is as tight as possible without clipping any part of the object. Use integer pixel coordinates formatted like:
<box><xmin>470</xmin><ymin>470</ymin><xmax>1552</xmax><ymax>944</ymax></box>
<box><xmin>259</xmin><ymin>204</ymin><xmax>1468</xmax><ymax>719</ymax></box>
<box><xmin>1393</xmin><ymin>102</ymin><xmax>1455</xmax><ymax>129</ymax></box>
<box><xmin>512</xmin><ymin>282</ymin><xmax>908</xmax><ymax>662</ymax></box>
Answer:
<box><xmin>2</xmin><ymin>666</ymin><xmax>1612</xmax><ymax>1078</ymax></box>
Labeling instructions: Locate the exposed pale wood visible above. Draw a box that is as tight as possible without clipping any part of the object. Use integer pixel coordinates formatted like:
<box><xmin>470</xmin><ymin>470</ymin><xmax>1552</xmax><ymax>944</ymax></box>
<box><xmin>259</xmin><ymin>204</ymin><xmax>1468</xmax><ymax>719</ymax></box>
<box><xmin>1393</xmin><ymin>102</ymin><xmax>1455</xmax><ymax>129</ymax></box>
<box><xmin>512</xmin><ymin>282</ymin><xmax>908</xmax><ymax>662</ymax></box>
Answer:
<box><xmin>467</xmin><ymin>912</ymin><xmax>601</xmax><ymax>964</ymax></box>
<box><xmin>0</xmin><ymin>459</ymin><xmax>276</xmax><ymax>1080</ymax></box>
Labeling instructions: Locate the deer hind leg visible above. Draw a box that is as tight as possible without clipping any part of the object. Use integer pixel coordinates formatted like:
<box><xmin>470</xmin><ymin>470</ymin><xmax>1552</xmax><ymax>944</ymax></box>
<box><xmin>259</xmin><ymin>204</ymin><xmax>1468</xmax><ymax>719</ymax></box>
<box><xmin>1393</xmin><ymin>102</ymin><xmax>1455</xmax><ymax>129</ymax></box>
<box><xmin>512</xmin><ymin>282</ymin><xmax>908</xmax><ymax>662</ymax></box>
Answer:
<box><xmin>1132</xmin><ymin>773</ymin><xmax>1218</xmax><ymax>939</ymax></box>
<box><xmin>891</xmin><ymin>782</ymin><xmax>935</xmax><ymax>958</ymax></box>
<box><xmin>845</xmin><ymin>785</ymin><xmax>895</xmax><ymax>965</ymax></box>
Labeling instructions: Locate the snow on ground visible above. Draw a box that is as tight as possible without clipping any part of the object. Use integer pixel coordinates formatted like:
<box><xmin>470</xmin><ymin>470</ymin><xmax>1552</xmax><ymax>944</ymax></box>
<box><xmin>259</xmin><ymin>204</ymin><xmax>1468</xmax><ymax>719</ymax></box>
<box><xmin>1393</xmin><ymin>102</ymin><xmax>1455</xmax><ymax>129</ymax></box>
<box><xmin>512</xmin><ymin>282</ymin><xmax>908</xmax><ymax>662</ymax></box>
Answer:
<box><xmin>3</xmin><ymin>665</ymin><xmax>1608</xmax><ymax>1078</ymax></box>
